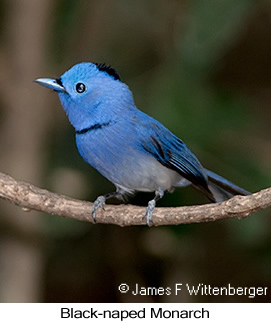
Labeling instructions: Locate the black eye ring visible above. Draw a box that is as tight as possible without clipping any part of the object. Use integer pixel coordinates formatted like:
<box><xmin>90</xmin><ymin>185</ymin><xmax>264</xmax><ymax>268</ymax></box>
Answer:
<box><xmin>75</xmin><ymin>82</ymin><xmax>86</xmax><ymax>93</ymax></box>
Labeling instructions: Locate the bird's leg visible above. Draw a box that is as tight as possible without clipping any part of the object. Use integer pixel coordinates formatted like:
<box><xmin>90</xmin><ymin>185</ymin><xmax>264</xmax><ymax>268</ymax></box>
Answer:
<box><xmin>144</xmin><ymin>188</ymin><xmax>164</xmax><ymax>226</ymax></box>
<box><xmin>92</xmin><ymin>191</ymin><xmax>124</xmax><ymax>222</ymax></box>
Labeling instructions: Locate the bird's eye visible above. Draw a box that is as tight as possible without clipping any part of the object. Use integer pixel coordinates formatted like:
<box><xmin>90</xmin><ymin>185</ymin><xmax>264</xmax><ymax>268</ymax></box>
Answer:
<box><xmin>75</xmin><ymin>82</ymin><xmax>86</xmax><ymax>93</ymax></box>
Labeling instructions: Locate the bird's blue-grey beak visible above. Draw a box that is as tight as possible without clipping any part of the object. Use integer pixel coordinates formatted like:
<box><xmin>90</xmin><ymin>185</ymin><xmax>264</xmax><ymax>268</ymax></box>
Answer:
<box><xmin>34</xmin><ymin>78</ymin><xmax>66</xmax><ymax>93</ymax></box>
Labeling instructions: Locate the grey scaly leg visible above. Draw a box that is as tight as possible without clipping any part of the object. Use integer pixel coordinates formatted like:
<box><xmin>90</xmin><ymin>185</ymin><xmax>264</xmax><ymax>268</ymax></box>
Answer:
<box><xmin>92</xmin><ymin>191</ymin><xmax>124</xmax><ymax>222</ymax></box>
<box><xmin>144</xmin><ymin>188</ymin><xmax>164</xmax><ymax>226</ymax></box>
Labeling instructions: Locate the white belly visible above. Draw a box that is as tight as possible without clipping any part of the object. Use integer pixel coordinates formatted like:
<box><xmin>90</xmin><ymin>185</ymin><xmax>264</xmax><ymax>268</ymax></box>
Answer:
<box><xmin>114</xmin><ymin>153</ymin><xmax>189</xmax><ymax>193</ymax></box>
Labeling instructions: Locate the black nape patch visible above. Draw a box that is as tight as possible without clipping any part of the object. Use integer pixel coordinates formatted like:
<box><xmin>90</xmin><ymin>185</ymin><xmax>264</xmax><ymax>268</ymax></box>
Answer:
<box><xmin>94</xmin><ymin>63</ymin><xmax>121</xmax><ymax>81</ymax></box>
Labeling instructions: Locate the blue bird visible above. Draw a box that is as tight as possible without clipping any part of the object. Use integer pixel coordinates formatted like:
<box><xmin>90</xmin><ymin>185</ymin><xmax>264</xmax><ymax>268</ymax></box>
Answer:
<box><xmin>35</xmin><ymin>62</ymin><xmax>250</xmax><ymax>225</ymax></box>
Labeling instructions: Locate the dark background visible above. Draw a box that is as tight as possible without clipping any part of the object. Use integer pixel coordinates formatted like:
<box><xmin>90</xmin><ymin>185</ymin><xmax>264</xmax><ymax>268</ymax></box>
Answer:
<box><xmin>0</xmin><ymin>0</ymin><xmax>270</xmax><ymax>302</ymax></box>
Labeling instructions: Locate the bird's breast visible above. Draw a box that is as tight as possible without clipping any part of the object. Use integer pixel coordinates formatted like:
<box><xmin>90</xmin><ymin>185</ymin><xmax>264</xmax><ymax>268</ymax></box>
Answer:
<box><xmin>75</xmin><ymin>129</ymin><xmax>183</xmax><ymax>192</ymax></box>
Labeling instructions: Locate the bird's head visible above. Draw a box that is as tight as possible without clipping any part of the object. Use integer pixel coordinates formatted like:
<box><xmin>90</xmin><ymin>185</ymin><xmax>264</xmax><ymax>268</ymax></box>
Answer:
<box><xmin>35</xmin><ymin>62</ymin><xmax>134</xmax><ymax>130</ymax></box>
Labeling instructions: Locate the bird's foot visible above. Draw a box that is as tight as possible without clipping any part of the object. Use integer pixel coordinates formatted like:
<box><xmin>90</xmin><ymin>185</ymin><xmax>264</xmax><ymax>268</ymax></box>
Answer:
<box><xmin>92</xmin><ymin>195</ymin><xmax>106</xmax><ymax>223</ymax></box>
<box><xmin>144</xmin><ymin>199</ymin><xmax>156</xmax><ymax>227</ymax></box>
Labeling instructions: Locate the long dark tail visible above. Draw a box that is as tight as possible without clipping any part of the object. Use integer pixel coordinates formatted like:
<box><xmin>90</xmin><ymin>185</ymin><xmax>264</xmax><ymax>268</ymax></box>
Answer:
<box><xmin>204</xmin><ymin>169</ymin><xmax>250</xmax><ymax>202</ymax></box>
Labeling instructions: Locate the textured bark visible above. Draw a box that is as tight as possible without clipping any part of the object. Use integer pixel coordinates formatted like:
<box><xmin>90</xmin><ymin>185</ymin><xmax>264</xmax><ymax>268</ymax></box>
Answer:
<box><xmin>0</xmin><ymin>171</ymin><xmax>270</xmax><ymax>227</ymax></box>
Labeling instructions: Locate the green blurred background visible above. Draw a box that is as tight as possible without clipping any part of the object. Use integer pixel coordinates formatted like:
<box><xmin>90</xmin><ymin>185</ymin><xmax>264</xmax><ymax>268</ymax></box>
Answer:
<box><xmin>0</xmin><ymin>0</ymin><xmax>270</xmax><ymax>302</ymax></box>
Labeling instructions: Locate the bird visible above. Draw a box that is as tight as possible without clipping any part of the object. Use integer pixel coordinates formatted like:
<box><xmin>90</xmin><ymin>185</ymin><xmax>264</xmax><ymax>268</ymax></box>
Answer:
<box><xmin>35</xmin><ymin>62</ymin><xmax>250</xmax><ymax>225</ymax></box>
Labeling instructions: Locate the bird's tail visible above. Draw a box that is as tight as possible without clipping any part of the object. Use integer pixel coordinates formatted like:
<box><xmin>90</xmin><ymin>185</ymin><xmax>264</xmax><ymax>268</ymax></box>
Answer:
<box><xmin>205</xmin><ymin>169</ymin><xmax>250</xmax><ymax>202</ymax></box>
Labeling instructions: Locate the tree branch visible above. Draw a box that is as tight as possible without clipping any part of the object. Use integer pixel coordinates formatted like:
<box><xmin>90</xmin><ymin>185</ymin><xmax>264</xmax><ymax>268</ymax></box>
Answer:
<box><xmin>0</xmin><ymin>171</ymin><xmax>270</xmax><ymax>226</ymax></box>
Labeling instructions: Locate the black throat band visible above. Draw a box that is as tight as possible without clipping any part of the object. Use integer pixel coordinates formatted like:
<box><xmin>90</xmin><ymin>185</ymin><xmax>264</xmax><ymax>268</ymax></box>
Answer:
<box><xmin>75</xmin><ymin>122</ymin><xmax>111</xmax><ymax>135</ymax></box>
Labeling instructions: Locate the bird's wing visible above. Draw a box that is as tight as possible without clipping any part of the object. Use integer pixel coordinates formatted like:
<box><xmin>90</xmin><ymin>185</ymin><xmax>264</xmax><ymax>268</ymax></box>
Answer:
<box><xmin>140</xmin><ymin>122</ymin><xmax>215</xmax><ymax>201</ymax></box>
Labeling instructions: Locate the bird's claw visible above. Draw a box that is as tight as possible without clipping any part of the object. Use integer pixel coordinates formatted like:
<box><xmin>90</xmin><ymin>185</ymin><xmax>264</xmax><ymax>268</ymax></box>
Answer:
<box><xmin>144</xmin><ymin>199</ymin><xmax>156</xmax><ymax>227</ymax></box>
<box><xmin>92</xmin><ymin>195</ymin><xmax>106</xmax><ymax>223</ymax></box>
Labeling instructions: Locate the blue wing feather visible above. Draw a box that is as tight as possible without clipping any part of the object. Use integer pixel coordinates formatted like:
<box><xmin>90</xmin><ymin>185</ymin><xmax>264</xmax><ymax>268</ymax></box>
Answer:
<box><xmin>141</xmin><ymin>119</ymin><xmax>214</xmax><ymax>200</ymax></box>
